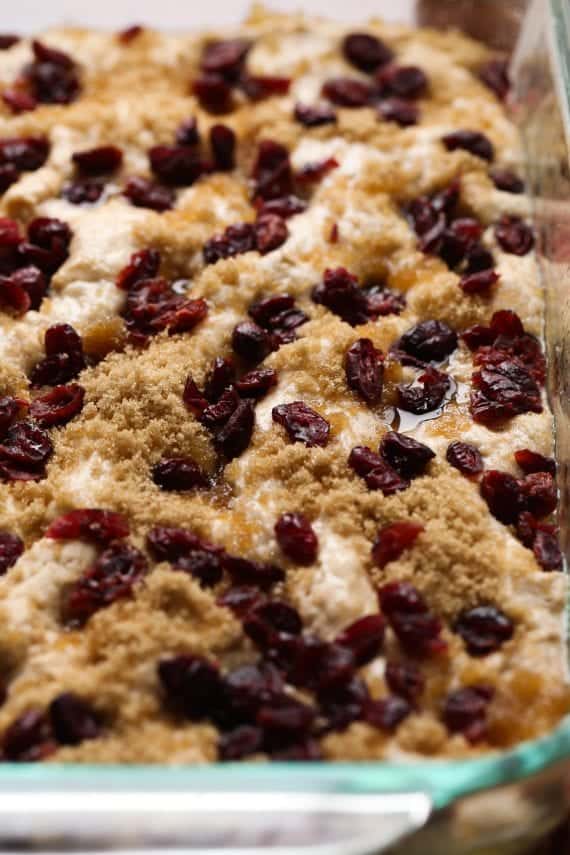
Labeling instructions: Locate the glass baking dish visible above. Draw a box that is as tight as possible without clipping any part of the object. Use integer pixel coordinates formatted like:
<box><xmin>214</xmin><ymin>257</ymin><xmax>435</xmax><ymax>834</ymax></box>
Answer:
<box><xmin>1</xmin><ymin>1</ymin><xmax>569</xmax><ymax>852</ymax></box>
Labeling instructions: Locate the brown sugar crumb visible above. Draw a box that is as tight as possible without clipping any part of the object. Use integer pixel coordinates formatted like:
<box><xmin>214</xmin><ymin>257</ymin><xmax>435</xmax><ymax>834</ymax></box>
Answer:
<box><xmin>0</xmin><ymin>8</ymin><xmax>566</xmax><ymax>765</ymax></box>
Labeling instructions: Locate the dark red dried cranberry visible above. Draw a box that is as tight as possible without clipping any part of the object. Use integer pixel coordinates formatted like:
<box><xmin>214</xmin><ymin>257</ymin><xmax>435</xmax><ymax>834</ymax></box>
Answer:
<box><xmin>295</xmin><ymin>157</ymin><xmax>339</xmax><ymax>184</ymax></box>
<box><xmin>124</xmin><ymin>176</ymin><xmax>174</xmax><ymax>211</ymax></box>
<box><xmin>236</xmin><ymin>367</ymin><xmax>278</xmax><ymax>399</ymax></box>
<box><xmin>376</xmin><ymin>64</ymin><xmax>428</xmax><ymax>99</ymax></box>
<box><xmin>0</xmin><ymin>531</ymin><xmax>24</xmax><ymax>575</ymax></box>
<box><xmin>533</xmin><ymin>530</ymin><xmax>563</xmax><ymax>572</ymax></box>
<box><xmin>46</xmin><ymin>509</ymin><xmax>129</xmax><ymax>544</ymax></box>
<box><xmin>202</xmin><ymin>357</ymin><xmax>235</xmax><ymax>404</ymax></box>
<box><xmin>244</xmin><ymin>600</ymin><xmax>303</xmax><ymax>651</ymax></box>
<box><xmin>214</xmin><ymin>398</ymin><xmax>255</xmax><ymax>460</ymax></box>
<box><xmin>149</xmin><ymin>145</ymin><xmax>205</xmax><ymax>186</ymax></box>
<box><xmin>175</xmin><ymin>549</ymin><xmax>224</xmax><ymax>588</ymax></box>
<box><xmin>200</xmin><ymin>388</ymin><xmax>240</xmax><ymax>429</ymax></box>
<box><xmin>345</xmin><ymin>338</ymin><xmax>384</xmax><ymax>405</ymax></box>
<box><xmin>255</xmin><ymin>213</ymin><xmax>288</xmax><ymax>254</ymax></box>
<box><xmin>146</xmin><ymin>525</ymin><xmax>213</xmax><ymax>560</ymax></box>
<box><xmin>378</xmin><ymin>98</ymin><xmax>418</xmax><ymax>126</ymax></box>
<box><xmin>272</xmin><ymin>401</ymin><xmax>330</xmax><ymax>447</ymax></box>
<box><xmin>471</xmin><ymin>361</ymin><xmax>542</xmax><ymax>424</ymax></box>
<box><xmin>347</xmin><ymin>445</ymin><xmax>384</xmax><ymax>477</ymax></box>
<box><xmin>64</xmin><ymin>542</ymin><xmax>147</xmax><ymax>625</ymax></box>
<box><xmin>348</xmin><ymin>446</ymin><xmax>410</xmax><ymax>495</ymax></box>
<box><xmin>322</xmin><ymin>77</ymin><xmax>373</xmax><ymax>107</ymax></box>
<box><xmin>252</xmin><ymin>140</ymin><xmax>293</xmax><ymax>201</ymax></box>
<box><xmin>182</xmin><ymin>375</ymin><xmax>208</xmax><ymax>416</ymax></box>
<box><xmin>152</xmin><ymin>457</ymin><xmax>209</xmax><ymax>491</ymax></box>
<box><xmin>62</xmin><ymin>179</ymin><xmax>104</xmax><ymax>205</ymax></box>
<box><xmin>460</xmin><ymin>268</ymin><xmax>499</xmax><ymax>295</ymax></box>
<box><xmin>167</xmin><ymin>298</ymin><xmax>208</xmax><ymax>337</ymax></box>
<box><xmin>318</xmin><ymin>675</ymin><xmax>368</xmax><ymax>731</ymax></box>
<box><xmin>479</xmin><ymin>59</ymin><xmax>510</xmax><ymax>100</ymax></box>
<box><xmin>29</xmin><ymin>383</ymin><xmax>84</xmax><ymax>427</ymax></box>
<box><xmin>0</xmin><ymin>136</ymin><xmax>49</xmax><ymax>171</ymax></box>
<box><xmin>443</xmin><ymin>685</ymin><xmax>494</xmax><ymax>743</ymax></box>
<box><xmin>442</xmin><ymin>130</ymin><xmax>494</xmax><ymax>161</ymax></box>
<box><xmin>232</xmin><ymin>320</ymin><xmax>274</xmax><ymax>363</ymax></box>
<box><xmin>0</xmin><ymin>395</ymin><xmax>23</xmax><ymax>435</ymax></box>
<box><xmin>2</xmin><ymin>709</ymin><xmax>55</xmax><ymax>762</ymax></box>
<box><xmin>363</xmin><ymin>282</ymin><xmax>406</xmax><ymax>317</ymax></box>
<box><xmin>219</xmin><ymin>725</ymin><xmax>263</xmax><ymax>760</ymax></box>
<box><xmin>312</xmin><ymin>267</ymin><xmax>368</xmax><ymax>326</ymax></box>
<box><xmin>385</xmin><ymin>660</ymin><xmax>424</xmax><ymax>702</ymax></box>
<box><xmin>256</xmin><ymin>195</ymin><xmax>307</xmax><ymax>219</ymax></box>
<box><xmin>222</xmin><ymin>554</ymin><xmax>284</xmax><ymax>589</ymax></box>
<box><xmin>117</xmin><ymin>24</ymin><xmax>144</xmax><ymax>44</ymax></box>
<box><xmin>49</xmin><ymin>693</ymin><xmax>101</xmax><ymax>746</ymax></box>
<box><xmin>0</xmin><ymin>271</ymin><xmax>31</xmax><ymax>314</ymax></box>
<box><xmin>30</xmin><ymin>323</ymin><xmax>85</xmax><ymax>387</ymax></box>
<box><xmin>379</xmin><ymin>431</ymin><xmax>434</xmax><ymax>479</ymax></box>
<box><xmin>209</xmin><ymin>124</ymin><xmax>236</xmax><ymax>171</ymax></box>
<box><xmin>203</xmin><ymin>222</ymin><xmax>257</xmax><ymax>265</ymax></box>
<box><xmin>519</xmin><ymin>472</ymin><xmax>557</xmax><ymax>518</ymax></box>
<box><xmin>446</xmin><ymin>441</ymin><xmax>483</xmax><ymax>476</ymax></box>
<box><xmin>0</xmin><ymin>163</ymin><xmax>19</xmax><ymax>194</ymax></box>
<box><xmin>490</xmin><ymin>308</ymin><xmax>525</xmax><ymax>337</ymax></box>
<box><xmin>495</xmin><ymin>215</ymin><xmax>534</xmax><ymax>255</ymax></box>
<box><xmin>465</xmin><ymin>243</ymin><xmax>495</xmax><ymax>274</ymax></box>
<box><xmin>240</xmin><ymin>75</ymin><xmax>291</xmax><ymax>100</ymax></box>
<box><xmin>515</xmin><ymin>448</ymin><xmax>555</xmax><ymax>476</ymax></box>
<box><xmin>6</xmin><ymin>266</ymin><xmax>46</xmax><ymax>310</ymax></box>
<box><xmin>176</xmin><ymin>118</ymin><xmax>200</xmax><ymax>147</ymax></box>
<box><xmin>217</xmin><ymin>585</ymin><xmax>263</xmax><ymax>616</ymax></box>
<box><xmin>72</xmin><ymin>145</ymin><xmax>122</xmax><ymax>176</ymax></box>
<box><xmin>454</xmin><ymin>605</ymin><xmax>513</xmax><ymax>656</ymax></box>
<box><xmin>116</xmin><ymin>248</ymin><xmax>161</xmax><ymax>291</ymax></box>
<box><xmin>0</xmin><ymin>35</ymin><xmax>20</xmax><ymax>50</ymax></box>
<box><xmin>516</xmin><ymin>510</ymin><xmax>549</xmax><ymax>548</ymax></box>
<box><xmin>258</xmin><ymin>698</ymin><xmax>315</xmax><ymax>750</ymax></box>
<box><xmin>23</xmin><ymin>216</ymin><xmax>72</xmax><ymax>274</ymax></box>
<box><xmin>343</xmin><ymin>32</ymin><xmax>393</xmax><ymax>72</ymax></box>
<box><xmin>336</xmin><ymin>614</ymin><xmax>385</xmax><ymax>665</ymax></box>
<box><xmin>397</xmin><ymin>320</ymin><xmax>457</xmax><ymax>362</ymax></box>
<box><xmin>201</xmin><ymin>38</ymin><xmax>251</xmax><ymax>80</ymax></box>
<box><xmin>372</xmin><ymin>522</ymin><xmax>424</xmax><ymax>568</ymax></box>
<box><xmin>122</xmin><ymin>276</ymin><xmax>207</xmax><ymax>339</ymax></box>
<box><xmin>365</xmin><ymin>696</ymin><xmax>411</xmax><ymax>731</ymax></box>
<box><xmin>0</xmin><ymin>421</ymin><xmax>53</xmax><ymax>481</ymax></box>
<box><xmin>25</xmin><ymin>40</ymin><xmax>80</xmax><ymax>105</ymax></box>
<box><xmin>193</xmin><ymin>73</ymin><xmax>233</xmax><ymax>114</ymax></box>
<box><xmin>159</xmin><ymin>654</ymin><xmax>223</xmax><ymax>719</ymax></box>
<box><xmin>490</xmin><ymin>168</ymin><xmax>524</xmax><ymax>194</ymax></box>
<box><xmin>249</xmin><ymin>294</ymin><xmax>298</xmax><ymax>330</ymax></box>
<box><xmin>398</xmin><ymin>367</ymin><xmax>450</xmax><ymax>415</ymax></box>
<box><xmin>294</xmin><ymin>103</ymin><xmax>337</xmax><ymax>127</ymax></box>
<box><xmin>2</xmin><ymin>88</ymin><xmax>37</xmax><ymax>114</ymax></box>
<box><xmin>378</xmin><ymin>581</ymin><xmax>446</xmax><ymax>657</ymax></box>
<box><xmin>480</xmin><ymin>469</ymin><xmax>522</xmax><ymax>524</ymax></box>
<box><xmin>222</xmin><ymin>662</ymin><xmax>285</xmax><ymax>727</ymax></box>
<box><xmin>275</xmin><ymin>512</ymin><xmax>318</xmax><ymax>565</ymax></box>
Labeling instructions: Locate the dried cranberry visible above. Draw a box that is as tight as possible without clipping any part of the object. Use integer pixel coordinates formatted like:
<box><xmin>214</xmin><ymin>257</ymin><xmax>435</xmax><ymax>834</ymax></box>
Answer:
<box><xmin>397</xmin><ymin>366</ymin><xmax>450</xmax><ymax>415</ymax></box>
<box><xmin>343</xmin><ymin>32</ymin><xmax>393</xmax><ymax>72</ymax></box>
<box><xmin>193</xmin><ymin>73</ymin><xmax>233</xmax><ymax>114</ymax></box>
<box><xmin>348</xmin><ymin>445</ymin><xmax>384</xmax><ymax>477</ymax></box>
<box><xmin>376</xmin><ymin>65</ymin><xmax>428</xmax><ymax>99</ymax></box>
<box><xmin>533</xmin><ymin>530</ymin><xmax>563</xmax><ymax>572</ymax></box>
<box><xmin>460</xmin><ymin>268</ymin><xmax>499</xmax><ymax>295</ymax></box>
<box><xmin>515</xmin><ymin>448</ymin><xmax>555</xmax><ymax>476</ymax></box>
<box><xmin>495</xmin><ymin>215</ymin><xmax>534</xmax><ymax>255</ymax></box>
<box><xmin>385</xmin><ymin>660</ymin><xmax>424</xmax><ymax>702</ymax></box>
<box><xmin>2</xmin><ymin>709</ymin><xmax>55</xmax><ymax>762</ymax></box>
<box><xmin>443</xmin><ymin>685</ymin><xmax>493</xmax><ymax>743</ymax></box>
<box><xmin>124</xmin><ymin>176</ymin><xmax>174</xmax><ymax>211</ymax></box>
<box><xmin>199</xmin><ymin>358</ymin><xmax>233</xmax><ymax>405</ymax></box>
<box><xmin>479</xmin><ymin>59</ymin><xmax>510</xmax><ymax>100</ymax></box>
<box><xmin>272</xmin><ymin>401</ymin><xmax>330</xmax><ymax>447</ymax></box>
<box><xmin>258</xmin><ymin>698</ymin><xmax>315</xmax><ymax>750</ymax></box>
<box><xmin>2</xmin><ymin>88</ymin><xmax>37</xmax><ymax>114</ymax></box>
<box><xmin>365</xmin><ymin>696</ymin><xmax>411</xmax><ymax>731</ymax></box>
<box><xmin>0</xmin><ymin>396</ymin><xmax>23</xmax><ymax>435</ymax></box>
<box><xmin>0</xmin><ymin>136</ymin><xmax>49</xmax><ymax>171</ymax></box>
<box><xmin>362</xmin><ymin>283</ymin><xmax>406</xmax><ymax>317</ymax></box>
<box><xmin>249</xmin><ymin>294</ymin><xmax>303</xmax><ymax>333</ymax></box>
<box><xmin>519</xmin><ymin>472</ymin><xmax>557</xmax><ymax>518</ymax></box>
<box><xmin>152</xmin><ymin>457</ymin><xmax>209</xmax><ymax>491</ymax></box>
<box><xmin>480</xmin><ymin>469</ymin><xmax>522</xmax><ymax>524</ymax></box>
<box><xmin>214</xmin><ymin>398</ymin><xmax>255</xmax><ymax>460</ymax></box>
<box><xmin>345</xmin><ymin>338</ymin><xmax>384</xmax><ymax>404</ymax></box>
<box><xmin>336</xmin><ymin>614</ymin><xmax>385</xmax><ymax>665</ymax></box>
<box><xmin>236</xmin><ymin>367</ymin><xmax>278</xmax><ymax>399</ymax></box>
<box><xmin>318</xmin><ymin>675</ymin><xmax>368</xmax><ymax>731</ymax></box>
<box><xmin>312</xmin><ymin>267</ymin><xmax>368</xmax><ymax>326</ymax></box>
<box><xmin>159</xmin><ymin>654</ymin><xmax>223</xmax><ymax>719</ymax></box>
<box><xmin>446</xmin><ymin>441</ymin><xmax>483</xmax><ymax>476</ymax></box>
<box><xmin>378</xmin><ymin>98</ymin><xmax>418</xmax><ymax>126</ymax></box>
<box><xmin>379</xmin><ymin>581</ymin><xmax>446</xmax><ymax>657</ymax></box>
<box><xmin>117</xmin><ymin>24</ymin><xmax>143</xmax><ymax>44</ymax></box>
<box><xmin>255</xmin><ymin>213</ymin><xmax>288</xmax><ymax>254</ymax></box>
<box><xmin>149</xmin><ymin>145</ymin><xmax>205</xmax><ymax>186</ymax></box>
<box><xmin>0</xmin><ymin>164</ymin><xmax>19</xmax><ymax>194</ymax></box>
<box><xmin>0</xmin><ymin>531</ymin><xmax>24</xmax><ymax>575</ymax></box>
<box><xmin>294</xmin><ymin>103</ymin><xmax>337</xmax><ymax>127</ymax></box>
<box><xmin>274</xmin><ymin>512</ymin><xmax>318</xmax><ymax>565</ymax></box>
<box><xmin>29</xmin><ymin>383</ymin><xmax>84</xmax><ymax>427</ymax></box>
<box><xmin>0</xmin><ymin>35</ymin><xmax>20</xmax><ymax>50</ymax></box>
<box><xmin>200</xmin><ymin>388</ymin><xmax>240</xmax><ymax>429</ymax></box>
<box><xmin>209</xmin><ymin>124</ymin><xmax>236</xmax><ymax>171</ymax></box>
<box><xmin>454</xmin><ymin>605</ymin><xmax>513</xmax><ymax>656</ymax></box>
<box><xmin>471</xmin><ymin>361</ymin><xmax>541</xmax><ymax>424</ymax></box>
<box><xmin>244</xmin><ymin>600</ymin><xmax>303</xmax><ymax>650</ymax></box>
<box><xmin>64</xmin><ymin>542</ymin><xmax>147</xmax><ymax>625</ymax></box>
<box><xmin>232</xmin><ymin>320</ymin><xmax>274</xmax><ymax>363</ymax></box>
<box><xmin>219</xmin><ymin>725</ymin><xmax>263</xmax><ymax>760</ymax></box>
<box><xmin>0</xmin><ymin>421</ymin><xmax>53</xmax><ymax>481</ymax></box>
<box><xmin>62</xmin><ymin>179</ymin><xmax>104</xmax><ymax>205</ymax></box>
<box><xmin>72</xmin><ymin>145</ymin><xmax>122</xmax><ymax>176</ymax></box>
<box><xmin>49</xmin><ymin>693</ymin><xmax>101</xmax><ymax>746</ymax></box>
<box><xmin>465</xmin><ymin>243</ymin><xmax>495</xmax><ymax>274</ymax></box>
<box><xmin>46</xmin><ymin>509</ymin><xmax>129</xmax><ymax>544</ymax></box>
<box><xmin>25</xmin><ymin>40</ymin><xmax>80</xmax><ymax>105</ymax></box>
<box><xmin>116</xmin><ymin>248</ymin><xmax>161</xmax><ymax>291</ymax></box>
<box><xmin>222</xmin><ymin>554</ymin><xmax>284</xmax><ymax>589</ymax></box>
<box><xmin>175</xmin><ymin>549</ymin><xmax>224</xmax><ymax>588</ymax></box>
<box><xmin>217</xmin><ymin>585</ymin><xmax>263</xmax><ymax>616</ymax></box>
<box><xmin>295</xmin><ymin>157</ymin><xmax>339</xmax><ymax>184</ymax></box>
<box><xmin>123</xmin><ymin>277</ymin><xmax>207</xmax><ymax>339</ymax></box>
<box><xmin>0</xmin><ymin>271</ymin><xmax>31</xmax><ymax>314</ymax></box>
<box><xmin>240</xmin><ymin>75</ymin><xmax>291</xmax><ymax>100</ymax></box>
<box><xmin>397</xmin><ymin>320</ymin><xmax>457</xmax><ymax>362</ymax></box>
<box><xmin>203</xmin><ymin>222</ymin><xmax>257</xmax><ymax>264</ymax></box>
<box><xmin>30</xmin><ymin>323</ymin><xmax>85</xmax><ymax>387</ymax></box>
<box><xmin>322</xmin><ymin>77</ymin><xmax>373</xmax><ymax>107</ymax></box>
<box><xmin>372</xmin><ymin>522</ymin><xmax>424</xmax><ymax>569</ymax></box>
<box><xmin>348</xmin><ymin>446</ymin><xmax>410</xmax><ymax>496</ymax></box>
<box><xmin>146</xmin><ymin>526</ymin><xmax>210</xmax><ymax>560</ymax></box>
<box><xmin>175</xmin><ymin>118</ymin><xmax>199</xmax><ymax>148</ymax></box>
<box><xmin>252</xmin><ymin>140</ymin><xmax>293</xmax><ymax>201</ymax></box>
<box><xmin>257</xmin><ymin>195</ymin><xmax>307</xmax><ymax>219</ymax></box>
<box><xmin>182</xmin><ymin>375</ymin><xmax>208</xmax><ymax>416</ymax></box>
<box><xmin>201</xmin><ymin>39</ymin><xmax>251</xmax><ymax>80</ymax></box>
<box><xmin>490</xmin><ymin>308</ymin><xmax>525</xmax><ymax>337</ymax></box>
<box><xmin>379</xmin><ymin>431</ymin><xmax>434</xmax><ymax>479</ymax></box>
<box><xmin>167</xmin><ymin>298</ymin><xmax>208</xmax><ymax>337</ymax></box>
<box><xmin>23</xmin><ymin>216</ymin><xmax>72</xmax><ymax>274</ymax></box>
<box><xmin>490</xmin><ymin>168</ymin><xmax>524</xmax><ymax>194</ymax></box>
<box><xmin>442</xmin><ymin>130</ymin><xmax>494</xmax><ymax>161</ymax></box>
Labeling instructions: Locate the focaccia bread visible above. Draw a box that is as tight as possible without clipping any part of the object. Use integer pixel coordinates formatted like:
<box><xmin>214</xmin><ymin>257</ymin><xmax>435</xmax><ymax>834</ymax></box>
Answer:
<box><xmin>0</xmin><ymin>6</ymin><xmax>566</xmax><ymax>764</ymax></box>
